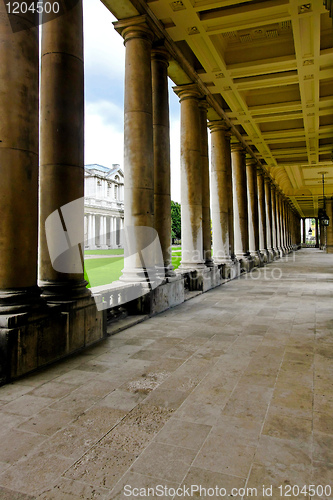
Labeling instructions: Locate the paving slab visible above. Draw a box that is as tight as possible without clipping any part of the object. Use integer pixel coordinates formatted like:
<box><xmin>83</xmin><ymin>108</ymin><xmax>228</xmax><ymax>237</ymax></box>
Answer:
<box><xmin>0</xmin><ymin>249</ymin><xmax>331</xmax><ymax>498</ymax></box>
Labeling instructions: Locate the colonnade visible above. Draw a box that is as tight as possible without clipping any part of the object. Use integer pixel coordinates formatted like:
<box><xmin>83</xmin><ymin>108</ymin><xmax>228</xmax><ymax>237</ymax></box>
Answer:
<box><xmin>0</xmin><ymin>7</ymin><xmax>302</xmax><ymax>381</ymax></box>
<box><xmin>0</xmin><ymin>8</ymin><xmax>302</xmax><ymax>314</ymax></box>
<box><xmin>114</xmin><ymin>17</ymin><xmax>300</xmax><ymax>282</ymax></box>
<box><xmin>85</xmin><ymin>214</ymin><xmax>124</xmax><ymax>249</ymax></box>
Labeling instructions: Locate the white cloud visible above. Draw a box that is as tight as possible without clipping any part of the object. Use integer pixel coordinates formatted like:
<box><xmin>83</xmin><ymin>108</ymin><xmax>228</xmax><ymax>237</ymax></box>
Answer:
<box><xmin>83</xmin><ymin>0</ymin><xmax>182</xmax><ymax>203</ymax></box>
<box><xmin>170</xmin><ymin>118</ymin><xmax>181</xmax><ymax>203</ymax></box>
<box><xmin>83</xmin><ymin>0</ymin><xmax>125</xmax><ymax>80</ymax></box>
<box><xmin>85</xmin><ymin>101</ymin><xmax>124</xmax><ymax>167</ymax></box>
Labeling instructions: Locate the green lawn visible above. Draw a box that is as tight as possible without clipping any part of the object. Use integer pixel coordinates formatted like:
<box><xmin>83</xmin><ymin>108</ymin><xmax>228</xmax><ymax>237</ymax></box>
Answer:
<box><xmin>84</xmin><ymin>249</ymin><xmax>124</xmax><ymax>255</ymax></box>
<box><xmin>84</xmin><ymin>257</ymin><xmax>124</xmax><ymax>287</ymax></box>
<box><xmin>84</xmin><ymin>249</ymin><xmax>182</xmax><ymax>288</ymax></box>
<box><xmin>172</xmin><ymin>255</ymin><xmax>181</xmax><ymax>269</ymax></box>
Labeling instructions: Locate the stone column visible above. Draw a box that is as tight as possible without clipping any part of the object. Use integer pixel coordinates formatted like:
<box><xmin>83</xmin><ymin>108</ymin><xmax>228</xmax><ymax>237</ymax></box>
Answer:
<box><xmin>297</xmin><ymin>216</ymin><xmax>302</xmax><ymax>247</ymax></box>
<box><xmin>315</xmin><ymin>218</ymin><xmax>320</xmax><ymax>248</ymax></box>
<box><xmin>275</xmin><ymin>189</ymin><xmax>282</xmax><ymax>256</ymax></box>
<box><xmin>151</xmin><ymin>47</ymin><xmax>174</xmax><ymax>277</ymax></box>
<box><xmin>320</xmin><ymin>221</ymin><xmax>325</xmax><ymax>250</ymax></box>
<box><xmin>281</xmin><ymin>195</ymin><xmax>287</xmax><ymax>253</ymax></box>
<box><xmin>39</xmin><ymin>0</ymin><xmax>89</xmax><ymax>300</ymax></box>
<box><xmin>114</xmin><ymin>18</ymin><xmax>155</xmax><ymax>282</ymax></box>
<box><xmin>326</xmin><ymin>198</ymin><xmax>333</xmax><ymax>253</ymax></box>
<box><xmin>285</xmin><ymin>206</ymin><xmax>290</xmax><ymax>250</ymax></box>
<box><xmin>174</xmin><ymin>84</ymin><xmax>205</xmax><ymax>269</ymax></box>
<box><xmin>0</xmin><ymin>5</ymin><xmax>39</xmax><ymax>313</ymax></box>
<box><xmin>264</xmin><ymin>177</ymin><xmax>274</xmax><ymax>260</ymax></box>
<box><xmin>257</xmin><ymin>168</ymin><xmax>268</xmax><ymax>262</ymax></box>
<box><xmin>302</xmin><ymin>218</ymin><xmax>306</xmax><ymax>245</ymax></box>
<box><xmin>208</xmin><ymin>121</ymin><xmax>234</xmax><ymax>274</ymax></box>
<box><xmin>231</xmin><ymin>145</ymin><xmax>252</xmax><ymax>270</ymax></box>
<box><xmin>246</xmin><ymin>158</ymin><xmax>261</xmax><ymax>267</ymax></box>
<box><xmin>278</xmin><ymin>191</ymin><xmax>285</xmax><ymax>255</ymax></box>
<box><xmin>270</xmin><ymin>184</ymin><xmax>278</xmax><ymax>258</ymax></box>
<box><xmin>92</xmin><ymin>216</ymin><xmax>96</xmax><ymax>248</ymax></box>
<box><xmin>199</xmin><ymin>101</ymin><xmax>213</xmax><ymax>267</ymax></box>
<box><xmin>281</xmin><ymin>198</ymin><xmax>287</xmax><ymax>253</ymax></box>
<box><xmin>99</xmin><ymin>217</ymin><xmax>103</xmax><ymax>247</ymax></box>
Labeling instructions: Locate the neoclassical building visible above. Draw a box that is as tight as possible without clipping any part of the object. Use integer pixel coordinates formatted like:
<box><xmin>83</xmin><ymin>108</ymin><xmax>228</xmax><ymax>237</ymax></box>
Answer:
<box><xmin>84</xmin><ymin>164</ymin><xmax>124</xmax><ymax>249</ymax></box>
<box><xmin>0</xmin><ymin>0</ymin><xmax>333</xmax><ymax>383</ymax></box>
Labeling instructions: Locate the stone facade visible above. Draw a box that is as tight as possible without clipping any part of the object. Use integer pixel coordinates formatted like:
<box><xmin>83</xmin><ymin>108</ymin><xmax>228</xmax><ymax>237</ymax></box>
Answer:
<box><xmin>84</xmin><ymin>164</ymin><xmax>124</xmax><ymax>249</ymax></box>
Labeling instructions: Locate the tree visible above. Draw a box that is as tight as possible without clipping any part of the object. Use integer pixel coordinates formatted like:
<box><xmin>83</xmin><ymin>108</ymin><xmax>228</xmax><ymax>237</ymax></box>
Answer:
<box><xmin>171</xmin><ymin>200</ymin><xmax>181</xmax><ymax>241</ymax></box>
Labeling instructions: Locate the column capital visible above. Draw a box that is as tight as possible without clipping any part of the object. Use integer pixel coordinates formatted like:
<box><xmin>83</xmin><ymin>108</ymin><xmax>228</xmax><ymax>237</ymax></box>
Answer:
<box><xmin>113</xmin><ymin>15</ymin><xmax>154</xmax><ymax>44</ymax></box>
<box><xmin>198</xmin><ymin>98</ymin><xmax>209</xmax><ymax>112</ymax></box>
<box><xmin>256</xmin><ymin>165</ymin><xmax>265</xmax><ymax>176</ymax></box>
<box><xmin>245</xmin><ymin>157</ymin><xmax>257</xmax><ymax>167</ymax></box>
<box><xmin>264</xmin><ymin>173</ymin><xmax>272</xmax><ymax>184</ymax></box>
<box><xmin>151</xmin><ymin>45</ymin><xmax>170</xmax><ymax>66</ymax></box>
<box><xmin>173</xmin><ymin>83</ymin><xmax>202</xmax><ymax>102</ymax></box>
<box><xmin>231</xmin><ymin>143</ymin><xmax>245</xmax><ymax>154</ymax></box>
<box><xmin>207</xmin><ymin>120</ymin><xmax>230</xmax><ymax>135</ymax></box>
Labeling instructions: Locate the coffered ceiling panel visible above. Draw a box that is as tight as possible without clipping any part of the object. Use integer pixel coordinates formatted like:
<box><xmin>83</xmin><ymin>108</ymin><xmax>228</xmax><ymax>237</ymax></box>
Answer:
<box><xmin>108</xmin><ymin>0</ymin><xmax>333</xmax><ymax>217</ymax></box>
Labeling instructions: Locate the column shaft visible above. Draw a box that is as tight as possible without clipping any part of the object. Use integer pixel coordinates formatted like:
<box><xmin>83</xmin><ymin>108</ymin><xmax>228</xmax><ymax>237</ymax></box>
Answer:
<box><xmin>174</xmin><ymin>85</ymin><xmax>205</xmax><ymax>269</ymax></box>
<box><xmin>271</xmin><ymin>185</ymin><xmax>278</xmax><ymax>256</ymax></box>
<box><xmin>257</xmin><ymin>169</ymin><xmax>268</xmax><ymax>259</ymax></box>
<box><xmin>246</xmin><ymin>159</ymin><xmax>261</xmax><ymax>265</ymax></box>
<box><xmin>275</xmin><ymin>190</ymin><xmax>281</xmax><ymax>254</ymax></box>
<box><xmin>199</xmin><ymin>102</ymin><xmax>213</xmax><ymax>267</ymax></box>
<box><xmin>231</xmin><ymin>145</ymin><xmax>250</xmax><ymax>262</ymax></box>
<box><xmin>152</xmin><ymin>47</ymin><xmax>173</xmax><ymax>276</ymax></box>
<box><xmin>315</xmin><ymin>218</ymin><xmax>319</xmax><ymax>248</ymax></box>
<box><xmin>264</xmin><ymin>177</ymin><xmax>273</xmax><ymax>259</ymax></box>
<box><xmin>0</xmin><ymin>6</ymin><xmax>39</xmax><ymax>312</ymax></box>
<box><xmin>39</xmin><ymin>0</ymin><xmax>88</xmax><ymax>299</ymax></box>
<box><xmin>326</xmin><ymin>198</ymin><xmax>333</xmax><ymax>253</ymax></box>
<box><xmin>114</xmin><ymin>19</ymin><xmax>155</xmax><ymax>281</ymax></box>
<box><xmin>208</xmin><ymin>122</ymin><xmax>232</xmax><ymax>264</ymax></box>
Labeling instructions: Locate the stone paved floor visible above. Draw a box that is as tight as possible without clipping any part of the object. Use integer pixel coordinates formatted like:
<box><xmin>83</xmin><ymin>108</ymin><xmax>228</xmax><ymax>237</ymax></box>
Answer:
<box><xmin>0</xmin><ymin>249</ymin><xmax>332</xmax><ymax>499</ymax></box>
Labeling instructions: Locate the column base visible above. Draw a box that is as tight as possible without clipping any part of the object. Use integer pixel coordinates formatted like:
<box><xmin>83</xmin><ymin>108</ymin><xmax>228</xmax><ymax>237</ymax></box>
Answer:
<box><xmin>259</xmin><ymin>250</ymin><xmax>269</xmax><ymax>263</ymax></box>
<box><xmin>0</xmin><ymin>287</ymin><xmax>42</xmax><ymax>314</ymax></box>
<box><xmin>235</xmin><ymin>254</ymin><xmax>253</xmax><ymax>273</ymax></box>
<box><xmin>276</xmin><ymin>247</ymin><xmax>285</xmax><ymax>258</ymax></box>
<box><xmin>165</xmin><ymin>263</ymin><xmax>177</xmax><ymax>278</ymax></box>
<box><xmin>213</xmin><ymin>258</ymin><xmax>233</xmax><ymax>279</ymax></box>
<box><xmin>119</xmin><ymin>267</ymin><xmax>164</xmax><ymax>286</ymax></box>
<box><xmin>177</xmin><ymin>262</ymin><xmax>206</xmax><ymax>272</ymax></box>
<box><xmin>249</xmin><ymin>251</ymin><xmax>263</xmax><ymax>268</ymax></box>
<box><xmin>266</xmin><ymin>249</ymin><xmax>274</xmax><ymax>262</ymax></box>
<box><xmin>39</xmin><ymin>280</ymin><xmax>90</xmax><ymax>302</ymax></box>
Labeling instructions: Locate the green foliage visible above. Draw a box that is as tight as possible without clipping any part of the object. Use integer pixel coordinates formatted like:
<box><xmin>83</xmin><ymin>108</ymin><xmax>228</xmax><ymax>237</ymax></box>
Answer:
<box><xmin>171</xmin><ymin>200</ymin><xmax>181</xmax><ymax>241</ymax></box>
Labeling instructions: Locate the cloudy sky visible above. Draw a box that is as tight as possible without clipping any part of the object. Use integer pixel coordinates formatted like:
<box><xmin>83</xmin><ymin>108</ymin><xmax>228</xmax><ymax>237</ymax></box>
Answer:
<box><xmin>83</xmin><ymin>0</ymin><xmax>181</xmax><ymax>202</ymax></box>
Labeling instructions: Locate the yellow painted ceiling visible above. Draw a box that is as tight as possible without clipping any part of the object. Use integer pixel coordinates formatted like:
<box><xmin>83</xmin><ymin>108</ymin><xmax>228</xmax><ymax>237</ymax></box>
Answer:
<box><xmin>104</xmin><ymin>0</ymin><xmax>333</xmax><ymax>218</ymax></box>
